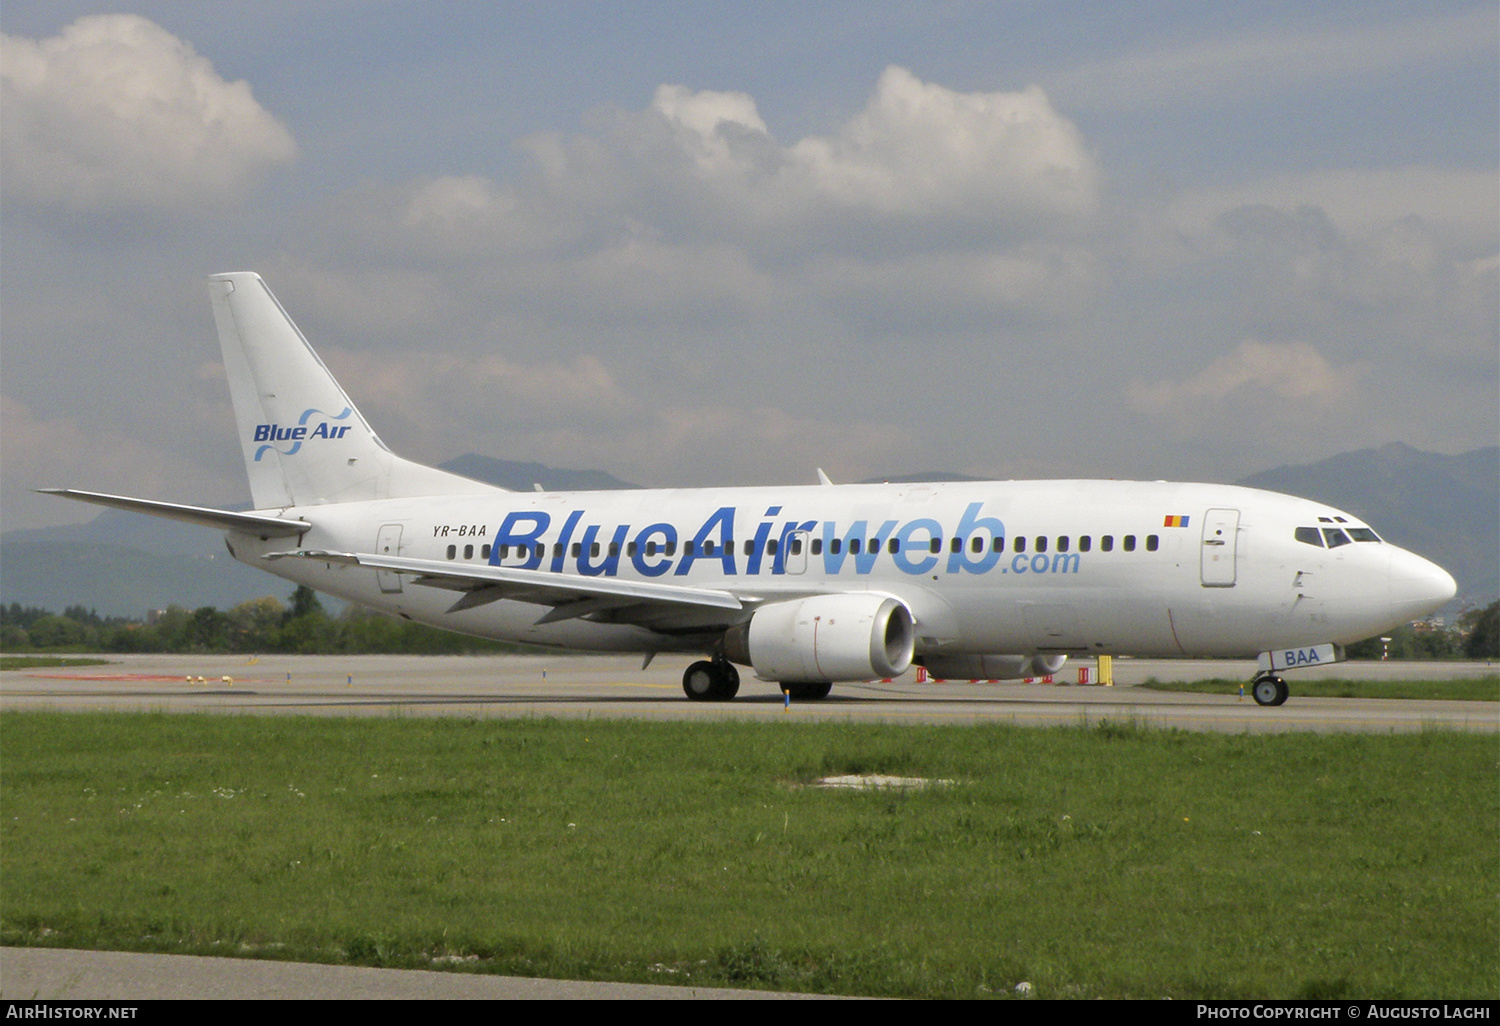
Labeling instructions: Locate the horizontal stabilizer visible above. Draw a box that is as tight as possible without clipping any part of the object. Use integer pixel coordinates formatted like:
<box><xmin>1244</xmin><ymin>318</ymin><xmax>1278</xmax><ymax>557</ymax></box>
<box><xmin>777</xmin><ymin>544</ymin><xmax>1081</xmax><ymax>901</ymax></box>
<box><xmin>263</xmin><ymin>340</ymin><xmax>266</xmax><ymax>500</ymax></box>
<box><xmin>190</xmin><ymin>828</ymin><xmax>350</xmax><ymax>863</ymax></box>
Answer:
<box><xmin>37</xmin><ymin>489</ymin><xmax>310</xmax><ymax>537</ymax></box>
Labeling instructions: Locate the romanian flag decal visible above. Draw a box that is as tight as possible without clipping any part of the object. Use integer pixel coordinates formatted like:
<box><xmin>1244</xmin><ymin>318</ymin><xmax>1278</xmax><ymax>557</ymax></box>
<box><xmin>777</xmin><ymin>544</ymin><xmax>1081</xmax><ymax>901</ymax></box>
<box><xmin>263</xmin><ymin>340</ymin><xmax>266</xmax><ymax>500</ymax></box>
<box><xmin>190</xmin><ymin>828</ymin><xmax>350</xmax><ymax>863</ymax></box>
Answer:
<box><xmin>1163</xmin><ymin>515</ymin><xmax>1189</xmax><ymax>527</ymax></box>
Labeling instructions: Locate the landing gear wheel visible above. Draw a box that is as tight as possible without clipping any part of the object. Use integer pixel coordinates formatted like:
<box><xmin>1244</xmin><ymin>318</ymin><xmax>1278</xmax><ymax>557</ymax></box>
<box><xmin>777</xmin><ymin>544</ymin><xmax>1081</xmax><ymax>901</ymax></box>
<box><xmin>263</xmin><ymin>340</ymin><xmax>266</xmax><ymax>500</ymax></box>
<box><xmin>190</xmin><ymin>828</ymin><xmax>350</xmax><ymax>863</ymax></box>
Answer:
<box><xmin>1252</xmin><ymin>674</ymin><xmax>1289</xmax><ymax>707</ymax></box>
<box><xmin>682</xmin><ymin>660</ymin><xmax>740</xmax><ymax>701</ymax></box>
<box><xmin>782</xmin><ymin>681</ymin><xmax>833</xmax><ymax>701</ymax></box>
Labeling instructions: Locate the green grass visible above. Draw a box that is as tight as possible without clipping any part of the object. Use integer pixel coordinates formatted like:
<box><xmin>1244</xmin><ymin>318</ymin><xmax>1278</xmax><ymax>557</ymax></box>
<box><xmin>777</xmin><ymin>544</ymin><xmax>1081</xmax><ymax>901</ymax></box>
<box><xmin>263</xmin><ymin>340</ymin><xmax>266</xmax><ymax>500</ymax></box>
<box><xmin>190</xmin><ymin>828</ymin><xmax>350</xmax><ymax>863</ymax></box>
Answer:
<box><xmin>0</xmin><ymin>655</ymin><xmax>113</xmax><ymax>671</ymax></box>
<box><xmin>1</xmin><ymin>713</ymin><xmax>1495</xmax><ymax>999</ymax></box>
<box><xmin>1138</xmin><ymin>676</ymin><xmax>1500</xmax><ymax>702</ymax></box>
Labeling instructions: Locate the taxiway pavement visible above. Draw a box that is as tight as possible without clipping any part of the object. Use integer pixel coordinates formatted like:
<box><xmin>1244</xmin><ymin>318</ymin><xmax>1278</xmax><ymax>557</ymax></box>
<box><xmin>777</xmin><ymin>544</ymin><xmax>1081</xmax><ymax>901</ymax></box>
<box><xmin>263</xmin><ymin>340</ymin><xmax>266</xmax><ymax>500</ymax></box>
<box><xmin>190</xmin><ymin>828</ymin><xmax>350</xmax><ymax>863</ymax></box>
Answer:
<box><xmin>4</xmin><ymin>653</ymin><xmax>1495</xmax><ymax>734</ymax></box>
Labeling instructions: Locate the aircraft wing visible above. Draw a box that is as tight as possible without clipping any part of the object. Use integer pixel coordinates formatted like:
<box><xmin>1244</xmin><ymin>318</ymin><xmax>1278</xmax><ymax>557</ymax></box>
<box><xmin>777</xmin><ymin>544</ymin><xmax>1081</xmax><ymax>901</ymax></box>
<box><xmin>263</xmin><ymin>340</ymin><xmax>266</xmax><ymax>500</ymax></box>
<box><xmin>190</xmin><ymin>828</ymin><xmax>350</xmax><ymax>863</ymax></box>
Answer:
<box><xmin>268</xmin><ymin>549</ymin><xmax>748</xmax><ymax>628</ymax></box>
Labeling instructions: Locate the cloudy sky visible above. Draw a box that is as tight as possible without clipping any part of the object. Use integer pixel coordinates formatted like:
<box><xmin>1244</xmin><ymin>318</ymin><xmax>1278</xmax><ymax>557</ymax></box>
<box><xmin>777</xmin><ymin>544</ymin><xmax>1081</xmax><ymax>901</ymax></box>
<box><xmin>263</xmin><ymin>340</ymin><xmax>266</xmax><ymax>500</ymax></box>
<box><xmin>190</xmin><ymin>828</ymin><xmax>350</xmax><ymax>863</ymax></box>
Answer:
<box><xmin>3</xmin><ymin>2</ymin><xmax>1495</xmax><ymax>529</ymax></box>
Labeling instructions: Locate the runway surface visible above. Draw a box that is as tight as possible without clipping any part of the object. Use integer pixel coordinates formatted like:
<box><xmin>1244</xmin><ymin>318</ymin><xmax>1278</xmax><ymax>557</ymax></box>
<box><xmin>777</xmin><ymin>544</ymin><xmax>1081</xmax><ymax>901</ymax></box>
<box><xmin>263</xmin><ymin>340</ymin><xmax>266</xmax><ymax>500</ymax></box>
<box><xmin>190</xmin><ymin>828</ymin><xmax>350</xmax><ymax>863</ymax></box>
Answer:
<box><xmin>0</xmin><ymin>947</ymin><xmax>834</xmax><ymax>1000</ymax></box>
<box><xmin>4</xmin><ymin>653</ymin><xmax>1496</xmax><ymax>734</ymax></box>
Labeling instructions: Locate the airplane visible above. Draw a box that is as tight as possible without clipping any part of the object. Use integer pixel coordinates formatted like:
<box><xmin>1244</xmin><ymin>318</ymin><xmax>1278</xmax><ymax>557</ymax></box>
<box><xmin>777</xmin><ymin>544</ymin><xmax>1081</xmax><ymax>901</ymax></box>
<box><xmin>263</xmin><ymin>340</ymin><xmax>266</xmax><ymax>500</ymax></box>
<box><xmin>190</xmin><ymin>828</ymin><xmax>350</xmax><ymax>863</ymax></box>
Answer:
<box><xmin>43</xmin><ymin>272</ymin><xmax>1457</xmax><ymax>706</ymax></box>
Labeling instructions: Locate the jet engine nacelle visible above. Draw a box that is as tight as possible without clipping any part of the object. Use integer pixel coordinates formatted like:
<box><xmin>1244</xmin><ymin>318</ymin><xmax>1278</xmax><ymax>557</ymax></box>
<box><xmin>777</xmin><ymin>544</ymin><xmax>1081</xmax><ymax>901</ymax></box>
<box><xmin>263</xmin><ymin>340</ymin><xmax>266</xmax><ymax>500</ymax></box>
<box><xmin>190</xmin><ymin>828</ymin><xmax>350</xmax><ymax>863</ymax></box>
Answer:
<box><xmin>728</xmin><ymin>593</ymin><xmax>915</xmax><ymax>683</ymax></box>
<box><xmin>923</xmin><ymin>653</ymin><xmax>1068</xmax><ymax>681</ymax></box>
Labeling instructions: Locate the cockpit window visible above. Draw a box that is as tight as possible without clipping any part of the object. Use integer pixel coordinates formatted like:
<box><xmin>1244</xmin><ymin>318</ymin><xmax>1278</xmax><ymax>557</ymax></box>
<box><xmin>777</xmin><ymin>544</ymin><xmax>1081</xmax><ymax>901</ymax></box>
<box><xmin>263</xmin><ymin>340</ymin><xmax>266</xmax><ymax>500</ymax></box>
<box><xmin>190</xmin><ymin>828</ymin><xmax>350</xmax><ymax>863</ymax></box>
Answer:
<box><xmin>1295</xmin><ymin>527</ymin><xmax>1324</xmax><ymax>547</ymax></box>
<box><xmin>1347</xmin><ymin>527</ymin><xmax>1382</xmax><ymax>543</ymax></box>
<box><xmin>1322</xmin><ymin>528</ymin><xmax>1352</xmax><ymax>548</ymax></box>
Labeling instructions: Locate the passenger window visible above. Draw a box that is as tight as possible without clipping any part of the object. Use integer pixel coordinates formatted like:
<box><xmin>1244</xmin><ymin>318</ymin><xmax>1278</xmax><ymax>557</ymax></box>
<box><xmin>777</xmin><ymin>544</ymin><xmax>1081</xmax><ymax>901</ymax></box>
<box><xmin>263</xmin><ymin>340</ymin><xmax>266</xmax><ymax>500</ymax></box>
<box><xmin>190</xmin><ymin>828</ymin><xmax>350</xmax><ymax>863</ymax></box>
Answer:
<box><xmin>766</xmin><ymin>539</ymin><xmax>777</xmax><ymax>556</ymax></box>
<box><xmin>1015</xmin><ymin>537</ymin><xmax>1026</xmax><ymax>553</ymax></box>
<box><xmin>1322</xmin><ymin>528</ymin><xmax>1352</xmax><ymax>549</ymax></box>
<box><xmin>790</xmin><ymin>537</ymin><xmax>802</xmax><ymax>555</ymax></box>
<box><xmin>992</xmin><ymin>537</ymin><xmax>1004</xmax><ymax>552</ymax></box>
<box><xmin>592</xmin><ymin>542</ymin><xmax>601</xmax><ymax>557</ymax></box>
<box><xmin>481</xmin><ymin>544</ymin><xmax>491</xmax><ymax>560</ymax></box>
<box><xmin>1124</xmin><ymin>535</ymin><xmax>1136</xmax><ymax>552</ymax></box>
<box><xmin>499</xmin><ymin>544</ymin><xmax>509</xmax><ymax>559</ymax></box>
<box><xmin>1295</xmin><ymin>527</ymin><xmax>1323</xmax><ymax>547</ymax></box>
<box><xmin>446</xmin><ymin>544</ymin><xmax>456</xmax><ymax>560</ymax></box>
<box><xmin>811</xmin><ymin>538</ymin><xmax>823</xmax><ymax>555</ymax></box>
<box><xmin>930</xmin><ymin>538</ymin><xmax>942</xmax><ymax>554</ymax></box>
<box><xmin>1079</xmin><ymin>536</ymin><xmax>1091</xmax><ymax>552</ymax></box>
<box><xmin>1146</xmin><ymin>535</ymin><xmax>1158</xmax><ymax>552</ymax></box>
<box><xmin>571</xmin><ymin>542</ymin><xmax>581</xmax><ymax>558</ymax></box>
<box><xmin>685</xmin><ymin>541</ymin><xmax>696</xmax><ymax>557</ymax></box>
<box><xmin>703</xmin><ymin>540</ymin><xmax>715</xmax><ymax>556</ymax></box>
<box><xmin>1101</xmin><ymin>536</ymin><xmax>1113</xmax><ymax>552</ymax></box>
<box><xmin>553</xmin><ymin>543</ymin><xmax>563</xmax><ymax>558</ymax></box>
<box><xmin>665</xmin><ymin>541</ymin><xmax>677</xmax><ymax>556</ymax></box>
<box><xmin>889</xmin><ymin>538</ymin><xmax>900</xmax><ymax>554</ymax></box>
<box><xmin>464</xmin><ymin>544</ymin><xmax>474</xmax><ymax>560</ymax></box>
<box><xmin>950</xmin><ymin>538</ymin><xmax>962</xmax><ymax>553</ymax></box>
<box><xmin>1057</xmin><ymin>537</ymin><xmax>1069</xmax><ymax>552</ymax></box>
<box><xmin>627</xmin><ymin>542</ymin><xmax>637</xmax><ymax>557</ymax></box>
<box><xmin>646</xmin><ymin>541</ymin><xmax>657</xmax><ymax>557</ymax></box>
<box><xmin>1348</xmin><ymin>528</ymin><xmax>1381</xmax><ymax>542</ymax></box>
<box><xmin>830</xmin><ymin>538</ymin><xmax>843</xmax><ymax>555</ymax></box>
<box><xmin>1036</xmin><ymin>536</ymin><xmax>1048</xmax><ymax>553</ymax></box>
<box><xmin>971</xmin><ymin>536</ymin><xmax>983</xmax><ymax>553</ymax></box>
<box><xmin>744</xmin><ymin>540</ymin><xmax>754</xmax><ymax>556</ymax></box>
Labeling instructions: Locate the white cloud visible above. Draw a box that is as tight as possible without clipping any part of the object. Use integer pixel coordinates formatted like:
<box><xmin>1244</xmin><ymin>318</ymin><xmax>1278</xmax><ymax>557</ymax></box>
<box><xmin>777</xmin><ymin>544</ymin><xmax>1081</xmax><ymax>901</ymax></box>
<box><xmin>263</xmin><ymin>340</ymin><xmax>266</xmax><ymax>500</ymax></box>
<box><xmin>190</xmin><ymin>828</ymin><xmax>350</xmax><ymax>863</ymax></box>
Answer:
<box><xmin>1128</xmin><ymin>340</ymin><xmax>1364</xmax><ymax>415</ymax></box>
<box><xmin>517</xmin><ymin>65</ymin><xmax>1099</xmax><ymax>252</ymax></box>
<box><xmin>1</xmin><ymin>14</ymin><xmax>296</xmax><ymax>214</ymax></box>
<box><xmin>1052</xmin><ymin>8</ymin><xmax>1496</xmax><ymax>111</ymax></box>
<box><xmin>785</xmin><ymin>68</ymin><xmax>1098</xmax><ymax>224</ymax></box>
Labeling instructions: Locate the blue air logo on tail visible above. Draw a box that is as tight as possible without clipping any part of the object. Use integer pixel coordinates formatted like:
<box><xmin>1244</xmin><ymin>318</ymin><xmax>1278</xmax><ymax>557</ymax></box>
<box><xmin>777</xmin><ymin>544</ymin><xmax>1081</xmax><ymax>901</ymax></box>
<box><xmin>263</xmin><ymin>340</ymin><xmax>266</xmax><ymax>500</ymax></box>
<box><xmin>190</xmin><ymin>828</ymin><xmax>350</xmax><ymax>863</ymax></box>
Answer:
<box><xmin>253</xmin><ymin>407</ymin><xmax>353</xmax><ymax>461</ymax></box>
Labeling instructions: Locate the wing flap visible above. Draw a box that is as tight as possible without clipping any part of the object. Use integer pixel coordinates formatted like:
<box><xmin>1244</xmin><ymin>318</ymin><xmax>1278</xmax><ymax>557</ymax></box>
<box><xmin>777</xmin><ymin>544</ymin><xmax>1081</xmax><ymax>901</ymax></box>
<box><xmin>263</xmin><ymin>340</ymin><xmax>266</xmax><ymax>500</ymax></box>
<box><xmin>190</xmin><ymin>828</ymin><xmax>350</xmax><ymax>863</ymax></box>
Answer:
<box><xmin>268</xmin><ymin>550</ymin><xmax>745</xmax><ymax>624</ymax></box>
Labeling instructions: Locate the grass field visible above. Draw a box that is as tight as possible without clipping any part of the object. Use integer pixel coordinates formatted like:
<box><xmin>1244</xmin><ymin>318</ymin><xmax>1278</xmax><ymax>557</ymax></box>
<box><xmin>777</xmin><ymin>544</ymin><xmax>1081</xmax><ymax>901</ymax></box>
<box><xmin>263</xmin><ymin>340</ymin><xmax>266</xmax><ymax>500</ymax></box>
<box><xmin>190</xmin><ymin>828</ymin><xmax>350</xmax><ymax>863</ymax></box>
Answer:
<box><xmin>1</xmin><ymin>712</ymin><xmax>1495</xmax><ymax>999</ymax></box>
<box><xmin>1138</xmin><ymin>676</ymin><xmax>1499</xmax><ymax>702</ymax></box>
<box><xmin>0</xmin><ymin>656</ymin><xmax>113</xmax><ymax>672</ymax></box>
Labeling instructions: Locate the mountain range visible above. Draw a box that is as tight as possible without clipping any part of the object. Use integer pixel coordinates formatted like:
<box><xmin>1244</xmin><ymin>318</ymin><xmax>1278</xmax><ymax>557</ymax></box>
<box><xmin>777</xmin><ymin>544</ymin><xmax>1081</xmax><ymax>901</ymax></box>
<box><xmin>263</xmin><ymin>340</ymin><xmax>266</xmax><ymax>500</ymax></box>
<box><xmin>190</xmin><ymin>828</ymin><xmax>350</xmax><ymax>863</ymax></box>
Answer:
<box><xmin>3</xmin><ymin>446</ymin><xmax>1493</xmax><ymax>619</ymax></box>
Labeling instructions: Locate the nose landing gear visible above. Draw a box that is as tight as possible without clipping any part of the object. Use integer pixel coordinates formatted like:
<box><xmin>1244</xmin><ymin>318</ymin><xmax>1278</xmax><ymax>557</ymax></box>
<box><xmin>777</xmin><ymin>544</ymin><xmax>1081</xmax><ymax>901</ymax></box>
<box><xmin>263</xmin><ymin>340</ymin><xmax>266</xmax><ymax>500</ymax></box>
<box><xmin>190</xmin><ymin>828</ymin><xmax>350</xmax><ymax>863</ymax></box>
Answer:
<box><xmin>1251</xmin><ymin>674</ymin><xmax>1289</xmax><ymax>706</ymax></box>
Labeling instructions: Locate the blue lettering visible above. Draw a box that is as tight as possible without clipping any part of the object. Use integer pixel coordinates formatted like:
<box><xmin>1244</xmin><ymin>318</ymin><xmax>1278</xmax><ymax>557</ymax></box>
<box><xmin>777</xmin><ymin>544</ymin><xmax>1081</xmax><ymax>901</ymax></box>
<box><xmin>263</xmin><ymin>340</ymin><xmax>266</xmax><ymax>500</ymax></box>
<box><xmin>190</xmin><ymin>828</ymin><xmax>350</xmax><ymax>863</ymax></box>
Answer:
<box><xmin>631</xmin><ymin>523</ymin><xmax>677</xmax><ymax>577</ymax></box>
<box><xmin>1031</xmin><ymin>553</ymin><xmax>1050</xmax><ymax>574</ymax></box>
<box><xmin>745</xmin><ymin>514</ymin><xmax>775</xmax><ymax>575</ymax></box>
<box><xmin>893</xmin><ymin>519</ymin><xmax>942</xmax><ymax>575</ymax></box>
<box><xmin>578</xmin><ymin>524</ymin><xmax>629</xmax><ymax>577</ymax></box>
<box><xmin>1011</xmin><ymin>553</ymin><xmax>1029</xmax><ymax>575</ymax></box>
<box><xmin>947</xmin><ymin>503</ymin><xmax>1004</xmax><ymax>574</ymax></box>
<box><xmin>675</xmin><ymin>507</ymin><xmax>737</xmax><ymax>576</ymax></box>
<box><xmin>550</xmin><ymin>510</ymin><xmax>584</xmax><ymax>572</ymax></box>
<box><xmin>821</xmin><ymin>520</ymin><xmax>896</xmax><ymax>575</ymax></box>
<box><xmin>491</xmin><ymin>512</ymin><xmax>550</xmax><ymax>570</ymax></box>
<box><xmin>772</xmin><ymin>521</ymin><xmax>817</xmax><ymax>574</ymax></box>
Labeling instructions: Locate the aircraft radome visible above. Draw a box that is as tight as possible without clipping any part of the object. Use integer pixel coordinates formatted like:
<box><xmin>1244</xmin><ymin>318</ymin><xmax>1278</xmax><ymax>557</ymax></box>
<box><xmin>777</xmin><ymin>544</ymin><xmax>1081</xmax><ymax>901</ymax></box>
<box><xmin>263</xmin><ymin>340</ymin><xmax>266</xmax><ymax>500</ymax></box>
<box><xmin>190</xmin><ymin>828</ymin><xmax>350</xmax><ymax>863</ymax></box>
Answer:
<box><xmin>44</xmin><ymin>273</ymin><xmax>1457</xmax><ymax>706</ymax></box>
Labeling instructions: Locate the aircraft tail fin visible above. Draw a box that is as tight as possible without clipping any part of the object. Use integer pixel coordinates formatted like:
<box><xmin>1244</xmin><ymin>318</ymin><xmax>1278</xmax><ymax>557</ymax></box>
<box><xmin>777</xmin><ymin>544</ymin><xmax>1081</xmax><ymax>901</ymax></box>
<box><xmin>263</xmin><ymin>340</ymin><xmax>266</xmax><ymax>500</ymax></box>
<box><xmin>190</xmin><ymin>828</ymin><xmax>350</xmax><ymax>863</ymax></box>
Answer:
<box><xmin>208</xmin><ymin>272</ymin><xmax>497</xmax><ymax>508</ymax></box>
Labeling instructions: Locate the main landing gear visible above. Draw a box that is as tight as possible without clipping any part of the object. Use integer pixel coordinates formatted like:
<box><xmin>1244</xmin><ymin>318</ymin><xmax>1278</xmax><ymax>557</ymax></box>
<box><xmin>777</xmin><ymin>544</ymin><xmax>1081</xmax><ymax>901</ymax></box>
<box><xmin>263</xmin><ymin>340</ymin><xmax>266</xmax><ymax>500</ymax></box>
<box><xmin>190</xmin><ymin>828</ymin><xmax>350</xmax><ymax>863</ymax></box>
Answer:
<box><xmin>781</xmin><ymin>682</ymin><xmax>833</xmax><ymax>701</ymax></box>
<box><xmin>1251</xmin><ymin>673</ymin><xmax>1290</xmax><ymax>707</ymax></box>
<box><xmin>682</xmin><ymin>659</ymin><xmax>740</xmax><ymax>701</ymax></box>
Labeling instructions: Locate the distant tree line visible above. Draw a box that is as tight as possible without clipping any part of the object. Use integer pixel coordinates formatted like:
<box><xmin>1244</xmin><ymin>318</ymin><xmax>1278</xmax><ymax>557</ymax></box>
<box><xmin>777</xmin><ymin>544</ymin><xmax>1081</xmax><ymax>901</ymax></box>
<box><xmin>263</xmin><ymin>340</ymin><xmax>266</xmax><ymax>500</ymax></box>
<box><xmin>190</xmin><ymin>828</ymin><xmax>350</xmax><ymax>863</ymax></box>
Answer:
<box><xmin>2</xmin><ymin>591</ymin><xmax>1495</xmax><ymax>660</ymax></box>
<box><xmin>0</xmin><ymin>587</ymin><xmax>528</xmax><ymax>656</ymax></box>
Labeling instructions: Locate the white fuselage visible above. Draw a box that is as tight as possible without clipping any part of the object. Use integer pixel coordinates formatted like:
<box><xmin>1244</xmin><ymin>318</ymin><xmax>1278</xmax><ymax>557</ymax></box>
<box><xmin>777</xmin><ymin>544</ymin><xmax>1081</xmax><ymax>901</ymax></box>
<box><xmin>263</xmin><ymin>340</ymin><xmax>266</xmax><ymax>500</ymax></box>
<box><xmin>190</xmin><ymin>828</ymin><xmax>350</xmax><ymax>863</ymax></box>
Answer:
<box><xmin>227</xmin><ymin>478</ymin><xmax>1454</xmax><ymax>661</ymax></box>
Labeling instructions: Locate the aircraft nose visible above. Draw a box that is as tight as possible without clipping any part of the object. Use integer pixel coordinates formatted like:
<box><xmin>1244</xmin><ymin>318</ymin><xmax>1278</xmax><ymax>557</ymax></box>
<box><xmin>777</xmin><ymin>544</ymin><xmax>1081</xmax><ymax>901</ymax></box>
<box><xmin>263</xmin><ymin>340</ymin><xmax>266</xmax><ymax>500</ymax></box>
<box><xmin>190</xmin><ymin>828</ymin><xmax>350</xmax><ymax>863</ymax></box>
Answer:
<box><xmin>1388</xmin><ymin>548</ymin><xmax>1457</xmax><ymax>621</ymax></box>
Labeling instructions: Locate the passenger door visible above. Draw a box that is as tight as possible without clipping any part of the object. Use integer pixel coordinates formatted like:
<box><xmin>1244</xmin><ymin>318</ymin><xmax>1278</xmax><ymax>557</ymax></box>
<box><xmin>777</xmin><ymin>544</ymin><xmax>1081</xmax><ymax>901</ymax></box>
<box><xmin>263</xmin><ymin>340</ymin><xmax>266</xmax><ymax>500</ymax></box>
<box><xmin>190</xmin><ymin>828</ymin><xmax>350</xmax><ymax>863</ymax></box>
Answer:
<box><xmin>1200</xmin><ymin>508</ymin><xmax>1239</xmax><ymax>587</ymax></box>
